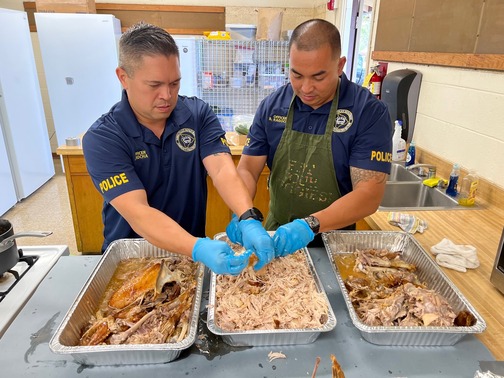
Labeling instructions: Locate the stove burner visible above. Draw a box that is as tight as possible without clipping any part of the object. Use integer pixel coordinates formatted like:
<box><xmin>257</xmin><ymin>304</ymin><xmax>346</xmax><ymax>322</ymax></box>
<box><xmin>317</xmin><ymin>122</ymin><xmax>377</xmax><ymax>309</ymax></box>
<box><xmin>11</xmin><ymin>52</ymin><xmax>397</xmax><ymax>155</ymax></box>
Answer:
<box><xmin>0</xmin><ymin>249</ymin><xmax>39</xmax><ymax>303</ymax></box>
<box><xmin>19</xmin><ymin>248</ymin><xmax>36</xmax><ymax>266</ymax></box>
<box><xmin>5</xmin><ymin>268</ymin><xmax>19</xmax><ymax>281</ymax></box>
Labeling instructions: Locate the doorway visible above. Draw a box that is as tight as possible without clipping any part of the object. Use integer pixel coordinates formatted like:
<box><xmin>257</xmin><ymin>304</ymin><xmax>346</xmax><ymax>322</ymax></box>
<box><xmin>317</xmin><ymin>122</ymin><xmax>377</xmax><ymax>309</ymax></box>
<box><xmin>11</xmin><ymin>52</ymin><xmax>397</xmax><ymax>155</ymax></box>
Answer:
<box><xmin>340</xmin><ymin>0</ymin><xmax>376</xmax><ymax>86</ymax></box>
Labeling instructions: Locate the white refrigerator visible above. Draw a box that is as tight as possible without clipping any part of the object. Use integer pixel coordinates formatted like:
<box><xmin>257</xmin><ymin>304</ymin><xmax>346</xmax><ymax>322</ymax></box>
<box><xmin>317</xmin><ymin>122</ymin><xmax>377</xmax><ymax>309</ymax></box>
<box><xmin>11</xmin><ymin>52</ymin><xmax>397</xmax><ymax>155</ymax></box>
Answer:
<box><xmin>0</xmin><ymin>9</ymin><xmax>55</xmax><ymax>216</ymax></box>
<box><xmin>35</xmin><ymin>13</ymin><xmax>122</xmax><ymax>148</ymax></box>
<box><xmin>173</xmin><ymin>36</ymin><xmax>200</xmax><ymax>97</ymax></box>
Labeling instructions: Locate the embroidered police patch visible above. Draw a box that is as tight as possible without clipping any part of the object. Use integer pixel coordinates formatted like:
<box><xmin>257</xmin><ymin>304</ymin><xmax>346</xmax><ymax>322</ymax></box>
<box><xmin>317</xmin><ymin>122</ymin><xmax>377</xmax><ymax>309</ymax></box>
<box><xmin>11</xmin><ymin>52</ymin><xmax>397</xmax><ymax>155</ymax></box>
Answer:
<box><xmin>333</xmin><ymin>109</ymin><xmax>353</xmax><ymax>133</ymax></box>
<box><xmin>176</xmin><ymin>128</ymin><xmax>196</xmax><ymax>152</ymax></box>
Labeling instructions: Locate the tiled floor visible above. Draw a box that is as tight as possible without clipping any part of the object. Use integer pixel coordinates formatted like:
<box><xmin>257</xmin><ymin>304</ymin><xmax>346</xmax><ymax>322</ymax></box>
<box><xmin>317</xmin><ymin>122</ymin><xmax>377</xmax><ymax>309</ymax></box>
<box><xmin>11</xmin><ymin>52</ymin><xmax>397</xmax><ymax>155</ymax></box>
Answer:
<box><xmin>1</xmin><ymin>158</ymin><xmax>79</xmax><ymax>255</ymax></box>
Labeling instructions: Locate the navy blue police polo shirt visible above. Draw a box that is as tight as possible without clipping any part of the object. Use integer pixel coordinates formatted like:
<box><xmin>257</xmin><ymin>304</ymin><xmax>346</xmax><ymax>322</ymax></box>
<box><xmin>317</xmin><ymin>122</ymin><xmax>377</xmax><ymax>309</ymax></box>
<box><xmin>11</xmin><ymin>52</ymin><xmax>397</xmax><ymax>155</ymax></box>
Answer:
<box><xmin>83</xmin><ymin>91</ymin><xmax>230</xmax><ymax>251</ymax></box>
<box><xmin>243</xmin><ymin>73</ymin><xmax>392</xmax><ymax>196</ymax></box>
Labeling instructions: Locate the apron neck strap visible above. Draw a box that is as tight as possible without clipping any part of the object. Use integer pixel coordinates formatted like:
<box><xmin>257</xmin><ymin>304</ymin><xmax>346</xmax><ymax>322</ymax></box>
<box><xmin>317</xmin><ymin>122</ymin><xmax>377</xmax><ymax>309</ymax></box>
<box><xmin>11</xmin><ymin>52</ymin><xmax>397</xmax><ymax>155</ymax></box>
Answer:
<box><xmin>287</xmin><ymin>80</ymin><xmax>341</xmax><ymax>137</ymax></box>
<box><xmin>325</xmin><ymin>81</ymin><xmax>340</xmax><ymax>137</ymax></box>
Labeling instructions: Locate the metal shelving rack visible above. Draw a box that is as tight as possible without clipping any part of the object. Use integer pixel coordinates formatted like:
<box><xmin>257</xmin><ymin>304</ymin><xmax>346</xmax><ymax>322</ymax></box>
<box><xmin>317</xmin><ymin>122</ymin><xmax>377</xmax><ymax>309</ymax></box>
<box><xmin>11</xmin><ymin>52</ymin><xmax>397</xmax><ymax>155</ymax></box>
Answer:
<box><xmin>196</xmin><ymin>40</ymin><xmax>290</xmax><ymax>131</ymax></box>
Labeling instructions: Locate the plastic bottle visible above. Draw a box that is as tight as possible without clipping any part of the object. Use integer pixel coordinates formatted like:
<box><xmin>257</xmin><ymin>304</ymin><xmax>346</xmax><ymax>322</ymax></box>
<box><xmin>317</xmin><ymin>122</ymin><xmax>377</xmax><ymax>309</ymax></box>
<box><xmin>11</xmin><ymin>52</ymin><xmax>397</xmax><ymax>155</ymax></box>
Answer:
<box><xmin>391</xmin><ymin>120</ymin><xmax>406</xmax><ymax>162</ymax></box>
<box><xmin>217</xmin><ymin>107</ymin><xmax>234</xmax><ymax>132</ymax></box>
<box><xmin>458</xmin><ymin>170</ymin><xmax>479</xmax><ymax>206</ymax></box>
<box><xmin>445</xmin><ymin>163</ymin><xmax>460</xmax><ymax>197</ymax></box>
<box><xmin>405</xmin><ymin>141</ymin><xmax>416</xmax><ymax>167</ymax></box>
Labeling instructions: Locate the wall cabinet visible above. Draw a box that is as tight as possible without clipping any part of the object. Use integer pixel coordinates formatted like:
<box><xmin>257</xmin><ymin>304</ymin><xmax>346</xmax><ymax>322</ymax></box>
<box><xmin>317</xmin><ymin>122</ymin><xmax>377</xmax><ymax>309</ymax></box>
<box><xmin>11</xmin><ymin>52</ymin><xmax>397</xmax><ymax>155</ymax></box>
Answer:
<box><xmin>57</xmin><ymin>146</ymin><xmax>269</xmax><ymax>253</ymax></box>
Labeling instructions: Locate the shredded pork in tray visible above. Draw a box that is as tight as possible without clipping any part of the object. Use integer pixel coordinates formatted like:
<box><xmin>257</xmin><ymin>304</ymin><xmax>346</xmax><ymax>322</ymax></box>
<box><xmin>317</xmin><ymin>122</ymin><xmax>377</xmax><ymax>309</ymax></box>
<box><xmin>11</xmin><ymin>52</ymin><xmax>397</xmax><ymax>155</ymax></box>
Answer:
<box><xmin>215</xmin><ymin>248</ymin><xmax>329</xmax><ymax>331</ymax></box>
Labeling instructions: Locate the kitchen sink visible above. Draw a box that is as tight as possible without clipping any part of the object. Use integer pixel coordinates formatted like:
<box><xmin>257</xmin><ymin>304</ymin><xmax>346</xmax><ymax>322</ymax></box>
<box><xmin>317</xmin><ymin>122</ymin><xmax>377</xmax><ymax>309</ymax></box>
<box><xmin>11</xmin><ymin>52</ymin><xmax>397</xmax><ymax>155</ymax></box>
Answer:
<box><xmin>387</xmin><ymin>163</ymin><xmax>422</xmax><ymax>182</ymax></box>
<box><xmin>380</xmin><ymin>182</ymin><xmax>459</xmax><ymax>210</ymax></box>
<box><xmin>381</xmin><ymin>163</ymin><xmax>480</xmax><ymax>210</ymax></box>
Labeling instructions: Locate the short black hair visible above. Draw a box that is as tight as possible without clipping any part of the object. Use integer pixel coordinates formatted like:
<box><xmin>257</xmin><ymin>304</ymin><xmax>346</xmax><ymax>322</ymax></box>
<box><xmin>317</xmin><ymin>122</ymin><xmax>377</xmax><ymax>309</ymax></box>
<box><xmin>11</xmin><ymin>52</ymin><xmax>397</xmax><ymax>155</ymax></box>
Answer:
<box><xmin>119</xmin><ymin>22</ymin><xmax>179</xmax><ymax>76</ymax></box>
<box><xmin>289</xmin><ymin>19</ymin><xmax>342</xmax><ymax>59</ymax></box>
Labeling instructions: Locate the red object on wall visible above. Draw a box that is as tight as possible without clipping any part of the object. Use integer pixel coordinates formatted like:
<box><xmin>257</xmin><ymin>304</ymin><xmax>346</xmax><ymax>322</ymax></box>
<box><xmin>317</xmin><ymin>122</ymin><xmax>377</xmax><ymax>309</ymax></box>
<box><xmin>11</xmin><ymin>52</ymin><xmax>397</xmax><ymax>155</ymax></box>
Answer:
<box><xmin>327</xmin><ymin>0</ymin><xmax>335</xmax><ymax>11</ymax></box>
<box><xmin>377</xmin><ymin>62</ymin><xmax>388</xmax><ymax>78</ymax></box>
<box><xmin>366</xmin><ymin>62</ymin><xmax>388</xmax><ymax>99</ymax></box>
<box><xmin>369</xmin><ymin>70</ymin><xmax>383</xmax><ymax>99</ymax></box>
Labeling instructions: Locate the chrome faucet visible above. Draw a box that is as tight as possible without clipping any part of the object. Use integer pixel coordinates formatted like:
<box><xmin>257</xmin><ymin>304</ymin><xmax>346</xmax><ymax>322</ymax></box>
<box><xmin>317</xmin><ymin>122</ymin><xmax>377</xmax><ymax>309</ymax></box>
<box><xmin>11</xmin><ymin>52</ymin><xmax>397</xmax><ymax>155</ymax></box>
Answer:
<box><xmin>406</xmin><ymin>163</ymin><xmax>437</xmax><ymax>178</ymax></box>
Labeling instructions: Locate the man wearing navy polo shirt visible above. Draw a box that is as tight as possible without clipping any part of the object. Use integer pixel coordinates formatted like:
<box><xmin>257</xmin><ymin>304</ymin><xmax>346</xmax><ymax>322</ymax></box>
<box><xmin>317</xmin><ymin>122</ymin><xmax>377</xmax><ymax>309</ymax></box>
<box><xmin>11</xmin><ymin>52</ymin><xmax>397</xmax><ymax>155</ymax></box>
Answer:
<box><xmin>227</xmin><ymin>19</ymin><xmax>392</xmax><ymax>256</ymax></box>
<box><xmin>83</xmin><ymin>22</ymin><xmax>274</xmax><ymax>275</ymax></box>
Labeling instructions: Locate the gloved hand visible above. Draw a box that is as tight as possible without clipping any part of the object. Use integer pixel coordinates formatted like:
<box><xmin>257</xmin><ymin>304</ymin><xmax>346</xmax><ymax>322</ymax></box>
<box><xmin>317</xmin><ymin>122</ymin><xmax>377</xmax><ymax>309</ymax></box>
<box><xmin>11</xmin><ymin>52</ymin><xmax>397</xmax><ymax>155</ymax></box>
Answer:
<box><xmin>237</xmin><ymin>219</ymin><xmax>275</xmax><ymax>271</ymax></box>
<box><xmin>225</xmin><ymin>214</ymin><xmax>243</xmax><ymax>244</ymax></box>
<box><xmin>192</xmin><ymin>237</ymin><xmax>250</xmax><ymax>275</ymax></box>
<box><xmin>273</xmin><ymin>219</ymin><xmax>315</xmax><ymax>257</ymax></box>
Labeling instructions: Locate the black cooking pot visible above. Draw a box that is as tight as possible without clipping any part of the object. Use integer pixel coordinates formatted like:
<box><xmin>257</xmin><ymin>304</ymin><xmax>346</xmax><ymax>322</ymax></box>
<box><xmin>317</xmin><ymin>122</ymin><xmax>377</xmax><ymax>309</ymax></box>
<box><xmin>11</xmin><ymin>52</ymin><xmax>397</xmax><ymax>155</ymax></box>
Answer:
<box><xmin>0</xmin><ymin>219</ymin><xmax>52</xmax><ymax>275</ymax></box>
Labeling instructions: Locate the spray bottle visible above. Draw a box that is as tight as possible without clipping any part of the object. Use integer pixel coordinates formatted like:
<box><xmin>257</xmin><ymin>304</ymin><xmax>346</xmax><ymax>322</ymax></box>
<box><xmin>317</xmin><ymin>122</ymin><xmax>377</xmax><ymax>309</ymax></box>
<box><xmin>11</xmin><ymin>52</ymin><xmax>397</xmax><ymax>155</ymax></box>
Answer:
<box><xmin>392</xmin><ymin>120</ymin><xmax>406</xmax><ymax>162</ymax></box>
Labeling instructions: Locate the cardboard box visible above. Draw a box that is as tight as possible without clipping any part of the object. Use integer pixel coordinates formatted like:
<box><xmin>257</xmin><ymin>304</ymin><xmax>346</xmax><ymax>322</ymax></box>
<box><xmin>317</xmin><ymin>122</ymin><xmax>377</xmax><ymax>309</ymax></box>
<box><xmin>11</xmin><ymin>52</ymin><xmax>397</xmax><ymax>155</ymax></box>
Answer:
<box><xmin>35</xmin><ymin>0</ymin><xmax>96</xmax><ymax>13</ymax></box>
<box><xmin>225</xmin><ymin>132</ymin><xmax>247</xmax><ymax>146</ymax></box>
<box><xmin>225</xmin><ymin>24</ymin><xmax>257</xmax><ymax>41</ymax></box>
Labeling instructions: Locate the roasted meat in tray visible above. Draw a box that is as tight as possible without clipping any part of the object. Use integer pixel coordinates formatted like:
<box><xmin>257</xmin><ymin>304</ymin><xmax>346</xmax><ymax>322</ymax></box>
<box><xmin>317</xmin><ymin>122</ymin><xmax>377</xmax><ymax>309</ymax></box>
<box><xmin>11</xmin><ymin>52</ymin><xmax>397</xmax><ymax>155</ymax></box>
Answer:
<box><xmin>49</xmin><ymin>239</ymin><xmax>204</xmax><ymax>366</ymax></box>
<box><xmin>79</xmin><ymin>256</ymin><xmax>197</xmax><ymax>346</ymax></box>
<box><xmin>322</xmin><ymin>231</ymin><xmax>486</xmax><ymax>346</ymax></box>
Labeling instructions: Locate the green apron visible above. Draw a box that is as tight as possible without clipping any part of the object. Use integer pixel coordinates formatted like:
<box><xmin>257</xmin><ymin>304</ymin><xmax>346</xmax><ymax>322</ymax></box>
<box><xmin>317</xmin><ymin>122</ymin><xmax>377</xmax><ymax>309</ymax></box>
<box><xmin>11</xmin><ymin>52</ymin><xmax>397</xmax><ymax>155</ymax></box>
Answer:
<box><xmin>265</xmin><ymin>86</ymin><xmax>342</xmax><ymax>230</ymax></box>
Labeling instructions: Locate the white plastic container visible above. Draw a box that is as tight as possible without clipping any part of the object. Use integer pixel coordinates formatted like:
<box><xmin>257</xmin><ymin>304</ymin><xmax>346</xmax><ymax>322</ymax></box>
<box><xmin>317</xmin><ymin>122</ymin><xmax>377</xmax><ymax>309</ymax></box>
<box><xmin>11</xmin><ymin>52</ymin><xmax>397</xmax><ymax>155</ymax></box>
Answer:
<box><xmin>258</xmin><ymin>63</ymin><xmax>285</xmax><ymax>89</ymax></box>
<box><xmin>232</xmin><ymin>62</ymin><xmax>256</xmax><ymax>87</ymax></box>
<box><xmin>392</xmin><ymin>120</ymin><xmax>406</xmax><ymax>162</ymax></box>
<box><xmin>217</xmin><ymin>108</ymin><xmax>234</xmax><ymax>132</ymax></box>
<box><xmin>225</xmin><ymin>24</ymin><xmax>257</xmax><ymax>40</ymax></box>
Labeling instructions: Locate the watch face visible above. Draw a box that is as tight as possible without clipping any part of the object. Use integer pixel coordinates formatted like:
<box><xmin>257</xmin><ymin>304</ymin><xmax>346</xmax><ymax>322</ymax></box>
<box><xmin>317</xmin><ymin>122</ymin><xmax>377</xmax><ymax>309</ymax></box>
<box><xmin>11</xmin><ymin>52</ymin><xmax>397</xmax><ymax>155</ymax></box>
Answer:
<box><xmin>239</xmin><ymin>207</ymin><xmax>264</xmax><ymax>222</ymax></box>
<box><xmin>306</xmin><ymin>216</ymin><xmax>320</xmax><ymax>233</ymax></box>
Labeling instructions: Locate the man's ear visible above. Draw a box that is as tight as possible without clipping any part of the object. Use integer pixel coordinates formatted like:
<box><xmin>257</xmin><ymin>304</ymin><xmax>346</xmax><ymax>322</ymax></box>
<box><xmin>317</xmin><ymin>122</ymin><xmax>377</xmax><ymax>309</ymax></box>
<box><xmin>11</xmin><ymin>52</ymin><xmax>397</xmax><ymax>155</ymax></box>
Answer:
<box><xmin>116</xmin><ymin>67</ymin><xmax>128</xmax><ymax>89</ymax></box>
<box><xmin>337</xmin><ymin>57</ymin><xmax>347</xmax><ymax>76</ymax></box>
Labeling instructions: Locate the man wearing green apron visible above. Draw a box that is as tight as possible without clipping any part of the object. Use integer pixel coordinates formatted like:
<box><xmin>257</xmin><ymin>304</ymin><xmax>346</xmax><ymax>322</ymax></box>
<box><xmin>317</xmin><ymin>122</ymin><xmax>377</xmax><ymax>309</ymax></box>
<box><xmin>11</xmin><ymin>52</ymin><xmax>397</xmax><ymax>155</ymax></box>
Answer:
<box><xmin>227</xmin><ymin>19</ymin><xmax>392</xmax><ymax>256</ymax></box>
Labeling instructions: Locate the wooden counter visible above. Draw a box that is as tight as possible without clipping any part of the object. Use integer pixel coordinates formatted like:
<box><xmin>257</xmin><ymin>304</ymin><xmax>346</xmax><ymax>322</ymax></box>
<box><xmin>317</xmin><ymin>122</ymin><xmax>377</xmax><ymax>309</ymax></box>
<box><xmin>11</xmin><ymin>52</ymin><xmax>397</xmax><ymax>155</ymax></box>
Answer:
<box><xmin>56</xmin><ymin>143</ymin><xmax>269</xmax><ymax>254</ymax></box>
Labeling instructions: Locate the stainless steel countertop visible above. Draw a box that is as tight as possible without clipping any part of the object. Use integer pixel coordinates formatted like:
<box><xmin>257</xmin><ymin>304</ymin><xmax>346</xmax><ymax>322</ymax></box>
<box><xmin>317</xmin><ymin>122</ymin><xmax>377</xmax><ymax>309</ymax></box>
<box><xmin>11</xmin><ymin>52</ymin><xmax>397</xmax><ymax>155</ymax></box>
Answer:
<box><xmin>0</xmin><ymin>249</ymin><xmax>495</xmax><ymax>377</ymax></box>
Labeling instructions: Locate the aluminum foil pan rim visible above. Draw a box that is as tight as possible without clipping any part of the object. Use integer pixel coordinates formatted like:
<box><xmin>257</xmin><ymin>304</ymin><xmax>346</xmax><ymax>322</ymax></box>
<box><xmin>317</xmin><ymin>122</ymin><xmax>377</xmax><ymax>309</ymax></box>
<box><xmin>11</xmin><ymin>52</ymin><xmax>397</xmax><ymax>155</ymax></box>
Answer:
<box><xmin>207</xmin><ymin>238</ymin><xmax>337</xmax><ymax>341</ymax></box>
<box><xmin>321</xmin><ymin>231</ymin><xmax>486</xmax><ymax>336</ymax></box>
<box><xmin>49</xmin><ymin>238</ymin><xmax>204</xmax><ymax>361</ymax></box>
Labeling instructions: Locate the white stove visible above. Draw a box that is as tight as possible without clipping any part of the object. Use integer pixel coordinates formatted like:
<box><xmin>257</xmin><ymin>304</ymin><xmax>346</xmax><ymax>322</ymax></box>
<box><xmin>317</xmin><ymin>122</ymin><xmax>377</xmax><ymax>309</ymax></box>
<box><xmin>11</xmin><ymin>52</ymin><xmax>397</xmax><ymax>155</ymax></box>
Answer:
<box><xmin>0</xmin><ymin>245</ymin><xmax>68</xmax><ymax>338</ymax></box>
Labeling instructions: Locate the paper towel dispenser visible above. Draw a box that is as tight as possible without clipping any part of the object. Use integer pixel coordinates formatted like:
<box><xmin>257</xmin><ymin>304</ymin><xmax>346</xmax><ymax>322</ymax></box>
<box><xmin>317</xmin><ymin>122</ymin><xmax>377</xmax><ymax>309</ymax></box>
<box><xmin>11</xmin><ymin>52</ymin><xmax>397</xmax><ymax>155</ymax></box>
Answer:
<box><xmin>381</xmin><ymin>69</ymin><xmax>422</xmax><ymax>143</ymax></box>
<box><xmin>490</xmin><ymin>227</ymin><xmax>504</xmax><ymax>295</ymax></box>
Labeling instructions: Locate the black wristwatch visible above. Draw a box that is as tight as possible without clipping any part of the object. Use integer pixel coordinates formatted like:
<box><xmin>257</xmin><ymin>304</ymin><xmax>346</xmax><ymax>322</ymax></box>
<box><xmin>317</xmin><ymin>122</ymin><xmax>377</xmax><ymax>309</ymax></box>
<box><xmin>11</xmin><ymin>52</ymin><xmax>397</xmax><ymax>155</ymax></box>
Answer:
<box><xmin>304</xmin><ymin>215</ymin><xmax>320</xmax><ymax>234</ymax></box>
<box><xmin>239</xmin><ymin>207</ymin><xmax>264</xmax><ymax>222</ymax></box>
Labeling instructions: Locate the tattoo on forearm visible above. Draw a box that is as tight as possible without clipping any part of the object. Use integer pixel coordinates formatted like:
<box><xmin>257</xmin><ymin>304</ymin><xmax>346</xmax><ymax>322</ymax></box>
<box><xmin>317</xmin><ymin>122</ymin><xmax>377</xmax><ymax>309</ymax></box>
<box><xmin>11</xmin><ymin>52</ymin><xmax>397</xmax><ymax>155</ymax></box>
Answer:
<box><xmin>350</xmin><ymin>167</ymin><xmax>387</xmax><ymax>187</ymax></box>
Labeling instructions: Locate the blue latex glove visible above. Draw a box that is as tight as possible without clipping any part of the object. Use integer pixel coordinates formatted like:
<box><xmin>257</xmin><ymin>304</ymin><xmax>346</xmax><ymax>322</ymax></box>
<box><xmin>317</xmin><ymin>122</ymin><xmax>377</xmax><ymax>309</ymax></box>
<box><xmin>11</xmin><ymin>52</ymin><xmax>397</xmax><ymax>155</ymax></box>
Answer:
<box><xmin>237</xmin><ymin>219</ymin><xmax>275</xmax><ymax>271</ymax></box>
<box><xmin>192</xmin><ymin>237</ymin><xmax>250</xmax><ymax>275</ymax></box>
<box><xmin>225</xmin><ymin>214</ymin><xmax>242</xmax><ymax>244</ymax></box>
<box><xmin>273</xmin><ymin>219</ymin><xmax>315</xmax><ymax>257</ymax></box>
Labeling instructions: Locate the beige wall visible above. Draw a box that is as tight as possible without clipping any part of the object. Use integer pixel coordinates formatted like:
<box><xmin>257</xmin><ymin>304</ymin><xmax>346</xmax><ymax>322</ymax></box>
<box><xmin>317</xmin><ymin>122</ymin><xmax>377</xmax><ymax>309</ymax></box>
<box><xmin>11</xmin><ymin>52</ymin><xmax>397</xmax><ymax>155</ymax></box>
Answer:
<box><xmin>0</xmin><ymin>0</ymin><xmax>22</xmax><ymax>10</ymax></box>
<box><xmin>224</xmin><ymin>7</ymin><xmax>315</xmax><ymax>33</ymax></box>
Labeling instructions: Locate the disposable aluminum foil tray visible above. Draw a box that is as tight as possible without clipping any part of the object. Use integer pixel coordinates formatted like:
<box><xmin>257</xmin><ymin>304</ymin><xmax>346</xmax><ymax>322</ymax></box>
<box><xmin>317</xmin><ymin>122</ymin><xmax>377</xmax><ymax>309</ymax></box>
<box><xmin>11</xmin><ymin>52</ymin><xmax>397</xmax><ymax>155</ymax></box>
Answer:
<box><xmin>321</xmin><ymin>230</ymin><xmax>486</xmax><ymax>346</ymax></box>
<box><xmin>206</xmin><ymin>232</ymin><xmax>337</xmax><ymax>347</ymax></box>
<box><xmin>49</xmin><ymin>239</ymin><xmax>205</xmax><ymax>366</ymax></box>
